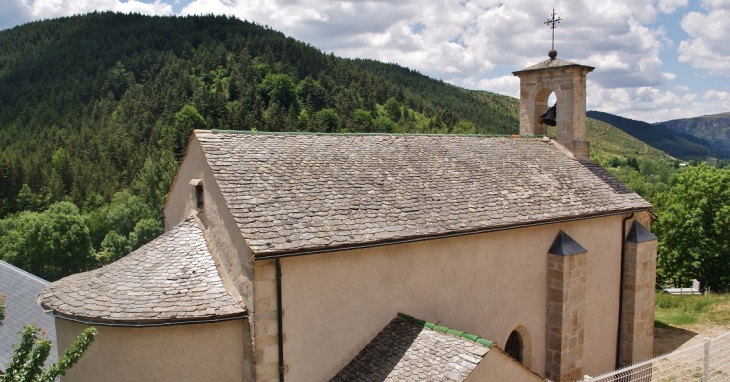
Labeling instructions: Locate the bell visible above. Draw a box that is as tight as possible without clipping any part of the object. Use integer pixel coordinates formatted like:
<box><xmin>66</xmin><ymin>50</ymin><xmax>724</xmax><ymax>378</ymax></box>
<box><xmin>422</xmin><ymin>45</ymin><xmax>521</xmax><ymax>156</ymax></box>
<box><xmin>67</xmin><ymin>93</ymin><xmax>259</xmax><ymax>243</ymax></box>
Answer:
<box><xmin>541</xmin><ymin>104</ymin><xmax>557</xmax><ymax>126</ymax></box>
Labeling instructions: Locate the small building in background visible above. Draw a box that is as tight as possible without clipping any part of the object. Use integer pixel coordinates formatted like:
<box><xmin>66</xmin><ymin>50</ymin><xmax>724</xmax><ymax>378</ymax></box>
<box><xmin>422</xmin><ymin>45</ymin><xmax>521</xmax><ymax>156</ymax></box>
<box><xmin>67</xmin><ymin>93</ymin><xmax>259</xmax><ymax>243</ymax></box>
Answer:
<box><xmin>0</xmin><ymin>261</ymin><xmax>57</xmax><ymax>372</ymax></box>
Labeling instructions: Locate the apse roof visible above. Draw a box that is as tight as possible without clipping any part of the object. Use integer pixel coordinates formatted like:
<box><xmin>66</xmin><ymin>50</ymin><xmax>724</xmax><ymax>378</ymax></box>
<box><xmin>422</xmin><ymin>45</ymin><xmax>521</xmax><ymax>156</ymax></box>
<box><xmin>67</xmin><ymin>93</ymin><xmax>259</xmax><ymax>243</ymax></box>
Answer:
<box><xmin>37</xmin><ymin>218</ymin><xmax>245</xmax><ymax>325</ymax></box>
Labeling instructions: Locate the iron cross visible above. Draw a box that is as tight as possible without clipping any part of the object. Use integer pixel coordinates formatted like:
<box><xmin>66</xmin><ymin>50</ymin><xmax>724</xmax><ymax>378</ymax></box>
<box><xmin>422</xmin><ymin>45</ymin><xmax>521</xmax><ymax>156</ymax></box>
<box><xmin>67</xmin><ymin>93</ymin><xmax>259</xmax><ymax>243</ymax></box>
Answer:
<box><xmin>544</xmin><ymin>9</ymin><xmax>562</xmax><ymax>51</ymax></box>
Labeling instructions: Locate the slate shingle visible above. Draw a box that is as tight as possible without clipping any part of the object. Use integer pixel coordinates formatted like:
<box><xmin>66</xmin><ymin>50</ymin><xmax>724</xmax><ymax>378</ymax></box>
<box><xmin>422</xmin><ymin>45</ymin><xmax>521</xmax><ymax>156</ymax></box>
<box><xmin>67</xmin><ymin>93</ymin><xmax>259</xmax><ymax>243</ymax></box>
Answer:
<box><xmin>0</xmin><ymin>261</ymin><xmax>56</xmax><ymax>368</ymax></box>
<box><xmin>512</xmin><ymin>58</ymin><xmax>594</xmax><ymax>74</ymax></box>
<box><xmin>195</xmin><ymin>132</ymin><xmax>651</xmax><ymax>255</ymax></box>
<box><xmin>330</xmin><ymin>316</ymin><xmax>489</xmax><ymax>382</ymax></box>
<box><xmin>37</xmin><ymin>218</ymin><xmax>245</xmax><ymax>324</ymax></box>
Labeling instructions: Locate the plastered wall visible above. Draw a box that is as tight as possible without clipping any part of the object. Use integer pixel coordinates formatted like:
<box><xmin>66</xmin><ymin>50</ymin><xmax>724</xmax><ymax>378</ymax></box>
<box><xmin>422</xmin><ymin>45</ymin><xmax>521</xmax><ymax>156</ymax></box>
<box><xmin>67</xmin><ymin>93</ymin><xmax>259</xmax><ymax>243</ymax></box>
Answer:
<box><xmin>163</xmin><ymin>134</ymin><xmax>256</xmax><ymax>379</ymax></box>
<box><xmin>56</xmin><ymin>318</ymin><xmax>248</xmax><ymax>382</ymax></box>
<box><xmin>275</xmin><ymin>214</ymin><xmax>627</xmax><ymax>382</ymax></box>
<box><xmin>465</xmin><ymin>347</ymin><xmax>545</xmax><ymax>382</ymax></box>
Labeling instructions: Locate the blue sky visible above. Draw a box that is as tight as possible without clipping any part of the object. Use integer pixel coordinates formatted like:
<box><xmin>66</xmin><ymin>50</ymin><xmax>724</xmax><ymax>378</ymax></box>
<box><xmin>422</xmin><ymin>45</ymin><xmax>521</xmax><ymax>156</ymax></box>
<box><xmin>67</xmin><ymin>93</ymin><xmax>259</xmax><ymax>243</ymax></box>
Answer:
<box><xmin>1</xmin><ymin>0</ymin><xmax>729</xmax><ymax>123</ymax></box>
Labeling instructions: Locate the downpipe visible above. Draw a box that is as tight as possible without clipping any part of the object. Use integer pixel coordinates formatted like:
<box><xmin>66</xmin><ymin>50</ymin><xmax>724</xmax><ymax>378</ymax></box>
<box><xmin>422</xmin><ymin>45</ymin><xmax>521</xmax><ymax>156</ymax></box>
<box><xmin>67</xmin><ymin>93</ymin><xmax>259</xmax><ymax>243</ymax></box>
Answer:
<box><xmin>615</xmin><ymin>212</ymin><xmax>634</xmax><ymax>369</ymax></box>
<box><xmin>276</xmin><ymin>258</ymin><xmax>285</xmax><ymax>382</ymax></box>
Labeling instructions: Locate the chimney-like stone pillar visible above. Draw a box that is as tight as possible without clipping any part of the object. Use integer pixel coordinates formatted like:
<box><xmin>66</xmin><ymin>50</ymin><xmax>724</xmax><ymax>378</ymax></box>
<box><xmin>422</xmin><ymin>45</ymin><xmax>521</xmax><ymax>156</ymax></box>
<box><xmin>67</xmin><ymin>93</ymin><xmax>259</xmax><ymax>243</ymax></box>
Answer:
<box><xmin>513</xmin><ymin>58</ymin><xmax>594</xmax><ymax>159</ymax></box>
<box><xmin>545</xmin><ymin>231</ymin><xmax>587</xmax><ymax>382</ymax></box>
<box><xmin>619</xmin><ymin>221</ymin><xmax>657</xmax><ymax>367</ymax></box>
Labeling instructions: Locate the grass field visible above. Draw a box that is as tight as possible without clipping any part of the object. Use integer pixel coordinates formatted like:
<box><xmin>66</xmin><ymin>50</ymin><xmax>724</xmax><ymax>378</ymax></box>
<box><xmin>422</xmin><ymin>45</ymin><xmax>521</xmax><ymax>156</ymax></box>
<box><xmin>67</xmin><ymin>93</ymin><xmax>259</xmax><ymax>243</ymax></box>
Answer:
<box><xmin>655</xmin><ymin>292</ymin><xmax>730</xmax><ymax>328</ymax></box>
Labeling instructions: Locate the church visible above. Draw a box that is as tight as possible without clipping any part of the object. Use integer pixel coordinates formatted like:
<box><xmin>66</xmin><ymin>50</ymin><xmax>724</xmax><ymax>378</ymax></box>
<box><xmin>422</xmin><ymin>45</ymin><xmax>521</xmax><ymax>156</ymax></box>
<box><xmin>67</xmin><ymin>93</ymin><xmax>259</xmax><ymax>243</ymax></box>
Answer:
<box><xmin>38</xmin><ymin>55</ymin><xmax>658</xmax><ymax>382</ymax></box>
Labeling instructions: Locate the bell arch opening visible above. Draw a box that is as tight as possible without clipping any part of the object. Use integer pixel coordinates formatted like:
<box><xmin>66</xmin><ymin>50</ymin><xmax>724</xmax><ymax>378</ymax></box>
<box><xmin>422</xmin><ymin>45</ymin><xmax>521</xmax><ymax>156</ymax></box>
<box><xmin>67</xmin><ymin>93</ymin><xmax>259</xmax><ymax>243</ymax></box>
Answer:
<box><xmin>533</xmin><ymin>87</ymin><xmax>557</xmax><ymax>138</ymax></box>
<box><xmin>504</xmin><ymin>324</ymin><xmax>533</xmax><ymax>368</ymax></box>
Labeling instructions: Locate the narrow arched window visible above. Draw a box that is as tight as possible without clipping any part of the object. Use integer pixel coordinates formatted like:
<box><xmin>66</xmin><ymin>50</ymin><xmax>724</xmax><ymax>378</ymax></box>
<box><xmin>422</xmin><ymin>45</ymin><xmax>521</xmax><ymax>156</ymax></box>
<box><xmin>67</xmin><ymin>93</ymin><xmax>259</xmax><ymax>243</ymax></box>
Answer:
<box><xmin>189</xmin><ymin>179</ymin><xmax>204</xmax><ymax>210</ymax></box>
<box><xmin>195</xmin><ymin>184</ymin><xmax>204</xmax><ymax>209</ymax></box>
<box><xmin>505</xmin><ymin>330</ymin><xmax>523</xmax><ymax>363</ymax></box>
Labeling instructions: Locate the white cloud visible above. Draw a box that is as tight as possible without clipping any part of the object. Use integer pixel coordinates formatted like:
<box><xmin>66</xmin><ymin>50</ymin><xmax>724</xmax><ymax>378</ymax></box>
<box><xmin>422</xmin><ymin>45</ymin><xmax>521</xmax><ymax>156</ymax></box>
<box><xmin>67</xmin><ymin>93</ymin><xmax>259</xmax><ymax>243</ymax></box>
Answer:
<box><xmin>657</xmin><ymin>0</ymin><xmax>687</xmax><ymax>13</ymax></box>
<box><xmin>588</xmin><ymin>82</ymin><xmax>730</xmax><ymax>122</ymax></box>
<box><xmin>678</xmin><ymin>3</ymin><xmax>730</xmax><ymax>75</ymax></box>
<box><xmin>1</xmin><ymin>0</ymin><xmax>173</xmax><ymax>27</ymax></box>
<box><xmin>0</xmin><ymin>0</ymin><xmax>33</xmax><ymax>31</ymax></box>
<box><xmin>471</xmin><ymin>75</ymin><xmax>520</xmax><ymax>98</ymax></box>
<box><xmin>176</xmin><ymin>0</ymin><xmax>677</xmax><ymax>91</ymax></box>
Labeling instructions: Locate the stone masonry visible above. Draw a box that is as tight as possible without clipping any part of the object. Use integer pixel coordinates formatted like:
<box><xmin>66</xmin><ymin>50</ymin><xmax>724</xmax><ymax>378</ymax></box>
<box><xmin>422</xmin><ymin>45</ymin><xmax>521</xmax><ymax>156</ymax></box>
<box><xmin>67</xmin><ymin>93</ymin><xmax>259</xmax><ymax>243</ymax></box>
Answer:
<box><xmin>545</xmin><ymin>250</ymin><xmax>587</xmax><ymax>382</ymax></box>
<box><xmin>619</xmin><ymin>221</ymin><xmax>658</xmax><ymax>367</ymax></box>
<box><xmin>513</xmin><ymin>58</ymin><xmax>594</xmax><ymax>159</ymax></box>
<box><xmin>252</xmin><ymin>259</ymin><xmax>285</xmax><ymax>382</ymax></box>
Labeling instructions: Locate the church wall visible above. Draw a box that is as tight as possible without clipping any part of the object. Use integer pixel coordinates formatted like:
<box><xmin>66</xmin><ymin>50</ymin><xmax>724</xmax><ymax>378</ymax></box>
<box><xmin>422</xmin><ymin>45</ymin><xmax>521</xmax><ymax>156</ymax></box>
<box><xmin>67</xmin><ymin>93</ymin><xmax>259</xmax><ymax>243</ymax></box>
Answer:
<box><xmin>275</xmin><ymin>214</ymin><xmax>626</xmax><ymax>382</ymax></box>
<box><xmin>56</xmin><ymin>318</ymin><xmax>248</xmax><ymax>382</ymax></box>
<box><xmin>163</xmin><ymin>134</ymin><xmax>256</xmax><ymax>380</ymax></box>
<box><xmin>464</xmin><ymin>346</ymin><xmax>545</xmax><ymax>382</ymax></box>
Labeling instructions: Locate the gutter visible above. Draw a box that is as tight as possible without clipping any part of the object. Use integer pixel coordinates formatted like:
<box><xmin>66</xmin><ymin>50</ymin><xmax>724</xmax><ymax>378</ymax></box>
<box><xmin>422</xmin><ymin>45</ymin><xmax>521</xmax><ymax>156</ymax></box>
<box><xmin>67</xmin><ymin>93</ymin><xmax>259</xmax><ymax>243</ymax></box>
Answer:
<box><xmin>254</xmin><ymin>208</ymin><xmax>652</xmax><ymax>260</ymax></box>
<box><xmin>615</xmin><ymin>212</ymin><xmax>635</xmax><ymax>369</ymax></box>
<box><xmin>46</xmin><ymin>310</ymin><xmax>247</xmax><ymax>328</ymax></box>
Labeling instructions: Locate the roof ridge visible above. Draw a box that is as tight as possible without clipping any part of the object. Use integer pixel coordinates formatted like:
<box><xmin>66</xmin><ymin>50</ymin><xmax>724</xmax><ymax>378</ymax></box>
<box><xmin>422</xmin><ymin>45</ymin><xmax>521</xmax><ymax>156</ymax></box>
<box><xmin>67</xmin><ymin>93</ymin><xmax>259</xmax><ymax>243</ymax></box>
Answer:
<box><xmin>204</xmin><ymin>129</ymin><xmax>544</xmax><ymax>139</ymax></box>
<box><xmin>0</xmin><ymin>260</ymin><xmax>49</xmax><ymax>285</ymax></box>
<box><xmin>397</xmin><ymin>312</ymin><xmax>495</xmax><ymax>347</ymax></box>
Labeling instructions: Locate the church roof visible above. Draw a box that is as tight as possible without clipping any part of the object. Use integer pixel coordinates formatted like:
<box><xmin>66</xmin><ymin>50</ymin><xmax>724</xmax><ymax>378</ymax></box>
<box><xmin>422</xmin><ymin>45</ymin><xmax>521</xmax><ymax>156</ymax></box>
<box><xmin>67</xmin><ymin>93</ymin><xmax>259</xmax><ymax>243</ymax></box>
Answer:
<box><xmin>330</xmin><ymin>313</ymin><xmax>492</xmax><ymax>382</ymax></box>
<box><xmin>0</xmin><ymin>261</ymin><xmax>57</xmax><ymax>368</ymax></box>
<box><xmin>37</xmin><ymin>218</ymin><xmax>245</xmax><ymax>325</ymax></box>
<box><xmin>194</xmin><ymin>131</ymin><xmax>651</xmax><ymax>257</ymax></box>
<box><xmin>512</xmin><ymin>58</ymin><xmax>595</xmax><ymax>75</ymax></box>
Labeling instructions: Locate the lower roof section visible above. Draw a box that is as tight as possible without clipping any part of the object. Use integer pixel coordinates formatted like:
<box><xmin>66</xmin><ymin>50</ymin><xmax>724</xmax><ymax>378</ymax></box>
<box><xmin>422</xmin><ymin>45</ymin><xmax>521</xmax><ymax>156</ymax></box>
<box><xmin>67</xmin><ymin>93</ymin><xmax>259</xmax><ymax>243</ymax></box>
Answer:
<box><xmin>37</xmin><ymin>218</ymin><xmax>246</xmax><ymax>326</ymax></box>
<box><xmin>330</xmin><ymin>313</ymin><xmax>493</xmax><ymax>382</ymax></box>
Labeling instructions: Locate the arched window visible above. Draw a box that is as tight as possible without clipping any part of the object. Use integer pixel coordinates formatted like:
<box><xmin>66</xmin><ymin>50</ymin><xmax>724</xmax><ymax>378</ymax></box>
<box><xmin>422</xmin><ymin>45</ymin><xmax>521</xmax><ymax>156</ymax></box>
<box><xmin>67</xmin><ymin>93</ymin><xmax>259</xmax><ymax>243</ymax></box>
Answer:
<box><xmin>505</xmin><ymin>330</ymin><xmax>523</xmax><ymax>363</ymax></box>
<box><xmin>504</xmin><ymin>325</ymin><xmax>532</xmax><ymax>367</ymax></box>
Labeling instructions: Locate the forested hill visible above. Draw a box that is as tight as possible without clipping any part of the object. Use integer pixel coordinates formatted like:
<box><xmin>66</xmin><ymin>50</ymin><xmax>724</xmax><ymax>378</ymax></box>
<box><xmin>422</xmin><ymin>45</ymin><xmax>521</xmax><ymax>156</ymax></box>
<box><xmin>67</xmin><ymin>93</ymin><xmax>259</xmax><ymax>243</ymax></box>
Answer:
<box><xmin>658</xmin><ymin>112</ymin><xmax>730</xmax><ymax>153</ymax></box>
<box><xmin>586</xmin><ymin>111</ymin><xmax>719</xmax><ymax>160</ymax></box>
<box><xmin>0</xmin><ymin>12</ymin><xmax>520</xmax><ymax>220</ymax></box>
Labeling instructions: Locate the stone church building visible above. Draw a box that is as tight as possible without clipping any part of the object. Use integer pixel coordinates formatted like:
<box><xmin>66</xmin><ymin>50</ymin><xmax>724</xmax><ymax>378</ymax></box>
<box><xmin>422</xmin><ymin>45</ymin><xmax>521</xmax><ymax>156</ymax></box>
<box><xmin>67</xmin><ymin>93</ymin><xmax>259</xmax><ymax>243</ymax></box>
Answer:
<box><xmin>38</xmin><ymin>57</ymin><xmax>658</xmax><ymax>382</ymax></box>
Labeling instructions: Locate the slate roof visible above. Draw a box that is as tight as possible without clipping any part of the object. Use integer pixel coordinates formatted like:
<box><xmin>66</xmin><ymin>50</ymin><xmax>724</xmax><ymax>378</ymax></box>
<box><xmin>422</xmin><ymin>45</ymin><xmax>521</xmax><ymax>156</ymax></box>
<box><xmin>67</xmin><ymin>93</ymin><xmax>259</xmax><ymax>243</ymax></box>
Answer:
<box><xmin>330</xmin><ymin>314</ymin><xmax>491</xmax><ymax>382</ymax></box>
<box><xmin>194</xmin><ymin>131</ymin><xmax>651</xmax><ymax>255</ymax></box>
<box><xmin>37</xmin><ymin>218</ymin><xmax>245</xmax><ymax>324</ymax></box>
<box><xmin>512</xmin><ymin>58</ymin><xmax>595</xmax><ymax>74</ymax></box>
<box><xmin>0</xmin><ymin>261</ymin><xmax>57</xmax><ymax>369</ymax></box>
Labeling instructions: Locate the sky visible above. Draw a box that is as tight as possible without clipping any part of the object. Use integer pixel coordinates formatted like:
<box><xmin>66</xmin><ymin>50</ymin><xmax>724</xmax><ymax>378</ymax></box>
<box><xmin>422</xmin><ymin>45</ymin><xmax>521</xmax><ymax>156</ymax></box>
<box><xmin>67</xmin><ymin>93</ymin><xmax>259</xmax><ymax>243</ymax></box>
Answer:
<box><xmin>1</xmin><ymin>0</ymin><xmax>729</xmax><ymax>123</ymax></box>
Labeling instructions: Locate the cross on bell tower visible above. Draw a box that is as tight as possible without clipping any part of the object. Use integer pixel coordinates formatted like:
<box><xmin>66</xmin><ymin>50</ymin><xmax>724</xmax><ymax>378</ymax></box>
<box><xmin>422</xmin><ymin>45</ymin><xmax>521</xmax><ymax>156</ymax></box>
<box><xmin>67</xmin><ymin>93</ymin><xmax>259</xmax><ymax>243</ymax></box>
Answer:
<box><xmin>545</xmin><ymin>9</ymin><xmax>561</xmax><ymax>59</ymax></box>
<box><xmin>511</xmin><ymin>11</ymin><xmax>594</xmax><ymax>160</ymax></box>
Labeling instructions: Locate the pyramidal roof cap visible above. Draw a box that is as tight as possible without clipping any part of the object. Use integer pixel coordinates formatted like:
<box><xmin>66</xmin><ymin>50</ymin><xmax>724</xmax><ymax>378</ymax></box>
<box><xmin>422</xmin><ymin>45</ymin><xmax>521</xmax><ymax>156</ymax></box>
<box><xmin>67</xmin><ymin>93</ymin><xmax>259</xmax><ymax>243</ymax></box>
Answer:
<box><xmin>513</xmin><ymin>58</ymin><xmax>595</xmax><ymax>75</ymax></box>
<box><xmin>626</xmin><ymin>221</ymin><xmax>657</xmax><ymax>243</ymax></box>
<box><xmin>548</xmin><ymin>230</ymin><xmax>588</xmax><ymax>256</ymax></box>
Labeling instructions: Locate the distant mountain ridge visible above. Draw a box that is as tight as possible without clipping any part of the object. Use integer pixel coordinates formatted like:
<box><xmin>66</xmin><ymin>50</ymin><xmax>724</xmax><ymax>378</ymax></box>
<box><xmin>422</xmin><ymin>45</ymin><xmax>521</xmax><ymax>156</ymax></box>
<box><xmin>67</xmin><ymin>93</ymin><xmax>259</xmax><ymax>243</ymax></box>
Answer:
<box><xmin>658</xmin><ymin>112</ymin><xmax>730</xmax><ymax>153</ymax></box>
<box><xmin>587</xmin><ymin>110</ymin><xmax>720</xmax><ymax>160</ymax></box>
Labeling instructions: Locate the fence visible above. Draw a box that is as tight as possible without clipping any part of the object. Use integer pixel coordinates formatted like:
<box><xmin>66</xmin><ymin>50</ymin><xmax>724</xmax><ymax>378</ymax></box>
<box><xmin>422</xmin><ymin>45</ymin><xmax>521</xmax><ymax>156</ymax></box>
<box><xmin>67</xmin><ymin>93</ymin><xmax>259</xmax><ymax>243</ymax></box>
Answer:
<box><xmin>579</xmin><ymin>331</ymin><xmax>730</xmax><ymax>382</ymax></box>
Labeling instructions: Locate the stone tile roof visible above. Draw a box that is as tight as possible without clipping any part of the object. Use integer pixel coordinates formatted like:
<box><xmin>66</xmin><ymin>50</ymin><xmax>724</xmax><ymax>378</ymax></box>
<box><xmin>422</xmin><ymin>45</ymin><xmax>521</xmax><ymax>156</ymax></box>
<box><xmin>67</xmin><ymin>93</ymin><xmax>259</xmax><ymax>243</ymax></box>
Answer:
<box><xmin>330</xmin><ymin>315</ymin><xmax>490</xmax><ymax>382</ymax></box>
<box><xmin>513</xmin><ymin>58</ymin><xmax>594</xmax><ymax>74</ymax></box>
<box><xmin>195</xmin><ymin>131</ymin><xmax>651</xmax><ymax>255</ymax></box>
<box><xmin>0</xmin><ymin>261</ymin><xmax>56</xmax><ymax>368</ymax></box>
<box><xmin>37</xmin><ymin>218</ymin><xmax>245</xmax><ymax>324</ymax></box>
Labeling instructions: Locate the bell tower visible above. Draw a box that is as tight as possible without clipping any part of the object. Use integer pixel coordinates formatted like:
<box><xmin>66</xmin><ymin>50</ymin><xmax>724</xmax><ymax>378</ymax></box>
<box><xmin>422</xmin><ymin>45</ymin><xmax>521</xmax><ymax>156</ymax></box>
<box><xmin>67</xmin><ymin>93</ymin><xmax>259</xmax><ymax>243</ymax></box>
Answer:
<box><xmin>512</xmin><ymin>57</ymin><xmax>594</xmax><ymax>159</ymax></box>
<box><xmin>512</xmin><ymin>10</ymin><xmax>594</xmax><ymax>159</ymax></box>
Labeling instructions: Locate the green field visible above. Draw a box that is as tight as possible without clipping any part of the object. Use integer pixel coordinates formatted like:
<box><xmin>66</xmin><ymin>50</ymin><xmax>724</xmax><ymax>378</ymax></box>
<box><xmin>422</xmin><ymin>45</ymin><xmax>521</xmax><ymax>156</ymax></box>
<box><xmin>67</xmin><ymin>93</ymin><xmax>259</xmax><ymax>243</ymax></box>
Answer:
<box><xmin>655</xmin><ymin>293</ymin><xmax>730</xmax><ymax>328</ymax></box>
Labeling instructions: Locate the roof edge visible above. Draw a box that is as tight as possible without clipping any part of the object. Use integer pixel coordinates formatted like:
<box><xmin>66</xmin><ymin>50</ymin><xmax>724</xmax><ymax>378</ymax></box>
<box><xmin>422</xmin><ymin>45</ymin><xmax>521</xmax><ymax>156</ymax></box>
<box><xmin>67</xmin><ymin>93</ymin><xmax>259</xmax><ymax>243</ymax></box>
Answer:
<box><xmin>207</xmin><ymin>129</ymin><xmax>545</xmax><ymax>139</ymax></box>
<box><xmin>0</xmin><ymin>260</ymin><xmax>49</xmax><ymax>285</ymax></box>
<box><xmin>45</xmin><ymin>309</ymin><xmax>248</xmax><ymax>327</ymax></box>
<box><xmin>397</xmin><ymin>313</ymin><xmax>495</xmax><ymax>347</ymax></box>
<box><xmin>253</xmin><ymin>207</ymin><xmax>653</xmax><ymax>260</ymax></box>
